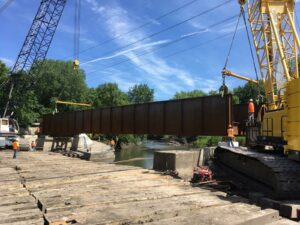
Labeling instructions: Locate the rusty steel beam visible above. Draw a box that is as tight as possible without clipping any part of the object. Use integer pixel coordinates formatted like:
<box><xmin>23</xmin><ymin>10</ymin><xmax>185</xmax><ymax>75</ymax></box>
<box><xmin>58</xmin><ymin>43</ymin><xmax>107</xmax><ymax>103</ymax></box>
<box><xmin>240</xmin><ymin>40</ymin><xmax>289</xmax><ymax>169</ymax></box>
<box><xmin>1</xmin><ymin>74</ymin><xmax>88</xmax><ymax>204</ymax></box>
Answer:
<box><xmin>41</xmin><ymin>95</ymin><xmax>233</xmax><ymax>137</ymax></box>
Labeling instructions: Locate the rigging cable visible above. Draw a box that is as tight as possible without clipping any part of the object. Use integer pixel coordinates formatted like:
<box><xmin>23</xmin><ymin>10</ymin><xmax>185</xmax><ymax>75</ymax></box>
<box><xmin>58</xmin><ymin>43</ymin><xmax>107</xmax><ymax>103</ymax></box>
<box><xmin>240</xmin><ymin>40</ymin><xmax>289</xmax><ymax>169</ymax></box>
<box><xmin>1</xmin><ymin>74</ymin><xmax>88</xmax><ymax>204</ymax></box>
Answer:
<box><xmin>221</xmin><ymin>11</ymin><xmax>242</xmax><ymax>96</ymax></box>
<box><xmin>223</xmin><ymin>12</ymin><xmax>242</xmax><ymax>70</ymax></box>
<box><xmin>241</xmin><ymin>5</ymin><xmax>259</xmax><ymax>82</ymax></box>
<box><xmin>241</xmin><ymin>5</ymin><xmax>262</xmax><ymax>102</ymax></box>
<box><xmin>73</xmin><ymin>0</ymin><xmax>81</xmax><ymax>70</ymax></box>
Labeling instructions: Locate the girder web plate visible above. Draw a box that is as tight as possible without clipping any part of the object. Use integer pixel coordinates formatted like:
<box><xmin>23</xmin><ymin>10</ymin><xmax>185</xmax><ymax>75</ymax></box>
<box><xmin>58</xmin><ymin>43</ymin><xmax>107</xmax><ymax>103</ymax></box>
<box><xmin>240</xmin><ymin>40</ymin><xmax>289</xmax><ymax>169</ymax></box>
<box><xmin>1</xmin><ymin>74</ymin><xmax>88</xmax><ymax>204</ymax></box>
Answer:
<box><xmin>42</xmin><ymin>95</ymin><xmax>232</xmax><ymax>137</ymax></box>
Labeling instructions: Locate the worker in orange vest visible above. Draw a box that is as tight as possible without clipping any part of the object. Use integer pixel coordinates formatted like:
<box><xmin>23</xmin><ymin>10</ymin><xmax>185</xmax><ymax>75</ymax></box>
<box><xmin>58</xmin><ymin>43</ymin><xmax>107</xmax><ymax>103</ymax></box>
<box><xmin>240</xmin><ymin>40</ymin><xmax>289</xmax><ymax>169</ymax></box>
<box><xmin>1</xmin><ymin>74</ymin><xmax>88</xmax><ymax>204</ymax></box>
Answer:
<box><xmin>227</xmin><ymin>124</ymin><xmax>234</xmax><ymax>147</ymax></box>
<box><xmin>110</xmin><ymin>139</ymin><xmax>116</xmax><ymax>149</ymax></box>
<box><xmin>248</xmin><ymin>99</ymin><xmax>255</xmax><ymax>125</ymax></box>
<box><xmin>31</xmin><ymin>140</ymin><xmax>37</xmax><ymax>151</ymax></box>
<box><xmin>12</xmin><ymin>139</ymin><xmax>20</xmax><ymax>159</ymax></box>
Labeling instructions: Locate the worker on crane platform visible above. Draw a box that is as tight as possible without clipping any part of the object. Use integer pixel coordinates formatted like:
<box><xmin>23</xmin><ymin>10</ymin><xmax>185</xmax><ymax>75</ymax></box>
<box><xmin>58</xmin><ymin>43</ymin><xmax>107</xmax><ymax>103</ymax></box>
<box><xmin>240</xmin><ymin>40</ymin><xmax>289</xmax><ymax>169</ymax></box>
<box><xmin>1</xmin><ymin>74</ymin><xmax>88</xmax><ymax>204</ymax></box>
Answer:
<box><xmin>248</xmin><ymin>99</ymin><xmax>255</xmax><ymax>125</ymax></box>
<box><xmin>227</xmin><ymin>125</ymin><xmax>234</xmax><ymax>147</ymax></box>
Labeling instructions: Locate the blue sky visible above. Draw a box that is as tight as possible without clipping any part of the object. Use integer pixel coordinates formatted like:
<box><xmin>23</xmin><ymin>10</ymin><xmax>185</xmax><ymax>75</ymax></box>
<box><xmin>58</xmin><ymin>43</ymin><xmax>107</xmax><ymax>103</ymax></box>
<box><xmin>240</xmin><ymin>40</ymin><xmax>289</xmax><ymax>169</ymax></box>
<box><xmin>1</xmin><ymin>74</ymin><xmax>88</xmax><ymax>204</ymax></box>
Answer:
<box><xmin>1</xmin><ymin>0</ymin><xmax>300</xmax><ymax>100</ymax></box>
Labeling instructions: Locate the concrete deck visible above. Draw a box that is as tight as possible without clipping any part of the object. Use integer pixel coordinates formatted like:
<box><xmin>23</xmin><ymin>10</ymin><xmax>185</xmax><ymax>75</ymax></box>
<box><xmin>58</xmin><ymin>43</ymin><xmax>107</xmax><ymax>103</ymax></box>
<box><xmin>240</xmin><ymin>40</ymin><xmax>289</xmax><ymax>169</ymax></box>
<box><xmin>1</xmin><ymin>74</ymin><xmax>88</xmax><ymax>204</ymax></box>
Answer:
<box><xmin>0</xmin><ymin>150</ymin><xmax>297</xmax><ymax>225</ymax></box>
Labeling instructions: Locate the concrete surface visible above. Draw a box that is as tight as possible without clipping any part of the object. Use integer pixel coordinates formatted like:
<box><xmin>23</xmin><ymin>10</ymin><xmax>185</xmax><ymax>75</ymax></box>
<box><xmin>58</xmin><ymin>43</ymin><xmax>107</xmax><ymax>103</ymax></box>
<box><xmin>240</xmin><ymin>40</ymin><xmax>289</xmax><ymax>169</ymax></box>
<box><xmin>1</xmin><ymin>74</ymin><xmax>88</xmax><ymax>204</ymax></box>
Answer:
<box><xmin>153</xmin><ymin>150</ymin><xmax>198</xmax><ymax>179</ymax></box>
<box><xmin>36</xmin><ymin>135</ymin><xmax>114</xmax><ymax>161</ymax></box>
<box><xmin>0</xmin><ymin>151</ymin><xmax>298</xmax><ymax>225</ymax></box>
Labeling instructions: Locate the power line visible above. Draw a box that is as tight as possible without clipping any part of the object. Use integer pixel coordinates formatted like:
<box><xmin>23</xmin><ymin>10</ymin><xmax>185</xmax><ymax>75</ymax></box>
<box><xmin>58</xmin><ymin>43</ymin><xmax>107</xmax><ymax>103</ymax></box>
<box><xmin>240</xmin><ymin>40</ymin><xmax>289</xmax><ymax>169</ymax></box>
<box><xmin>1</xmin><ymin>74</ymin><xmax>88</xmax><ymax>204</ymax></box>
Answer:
<box><xmin>85</xmin><ymin>15</ymin><xmax>239</xmax><ymax>79</ymax></box>
<box><xmin>0</xmin><ymin>0</ymin><xmax>14</xmax><ymax>14</ymax></box>
<box><xmin>80</xmin><ymin>0</ymin><xmax>233</xmax><ymax>64</ymax></box>
<box><xmin>86</xmin><ymin>33</ymin><xmax>232</xmax><ymax>83</ymax></box>
<box><xmin>63</xmin><ymin>0</ymin><xmax>201</xmax><ymax>59</ymax></box>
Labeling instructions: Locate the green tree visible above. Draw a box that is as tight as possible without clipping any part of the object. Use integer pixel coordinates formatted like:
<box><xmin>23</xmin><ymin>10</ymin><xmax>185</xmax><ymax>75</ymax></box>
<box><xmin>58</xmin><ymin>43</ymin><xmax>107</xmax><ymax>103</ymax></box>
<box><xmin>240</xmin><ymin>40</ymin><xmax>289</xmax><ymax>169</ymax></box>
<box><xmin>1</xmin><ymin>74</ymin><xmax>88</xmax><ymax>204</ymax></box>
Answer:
<box><xmin>173</xmin><ymin>90</ymin><xmax>206</xmax><ymax>99</ymax></box>
<box><xmin>33</xmin><ymin>60</ymin><xmax>89</xmax><ymax>112</ymax></box>
<box><xmin>208</xmin><ymin>90</ymin><xmax>218</xmax><ymax>96</ymax></box>
<box><xmin>128</xmin><ymin>84</ymin><xmax>154</xmax><ymax>103</ymax></box>
<box><xmin>0</xmin><ymin>61</ymin><xmax>9</xmax><ymax>81</ymax></box>
<box><xmin>0</xmin><ymin>61</ymin><xmax>9</xmax><ymax>113</ymax></box>
<box><xmin>93</xmin><ymin>83</ymin><xmax>128</xmax><ymax>107</ymax></box>
<box><xmin>7</xmin><ymin>72</ymin><xmax>43</xmax><ymax>127</ymax></box>
<box><xmin>233</xmin><ymin>81</ymin><xmax>265</xmax><ymax>104</ymax></box>
<box><xmin>1</xmin><ymin>60</ymin><xmax>90</xmax><ymax>127</ymax></box>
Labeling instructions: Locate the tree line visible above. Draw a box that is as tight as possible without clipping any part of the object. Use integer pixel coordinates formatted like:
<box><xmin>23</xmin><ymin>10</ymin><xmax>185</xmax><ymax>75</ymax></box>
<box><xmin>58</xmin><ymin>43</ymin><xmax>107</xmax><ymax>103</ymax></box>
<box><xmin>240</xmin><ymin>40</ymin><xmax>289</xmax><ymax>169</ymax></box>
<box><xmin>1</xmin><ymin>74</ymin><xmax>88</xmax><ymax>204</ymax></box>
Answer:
<box><xmin>0</xmin><ymin>59</ymin><xmax>264</xmax><ymax>129</ymax></box>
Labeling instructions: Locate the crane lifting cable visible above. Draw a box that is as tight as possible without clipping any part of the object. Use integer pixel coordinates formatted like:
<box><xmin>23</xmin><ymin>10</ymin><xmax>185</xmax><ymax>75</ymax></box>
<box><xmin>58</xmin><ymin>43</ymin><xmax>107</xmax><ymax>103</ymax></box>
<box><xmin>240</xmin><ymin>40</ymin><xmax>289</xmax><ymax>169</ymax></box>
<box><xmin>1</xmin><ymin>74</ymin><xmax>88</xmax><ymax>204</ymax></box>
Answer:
<box><xmin>240</xmin><ymin>5</ymin><xmax>259</xmax><ymax>83</ymax></box>
<box><xmin>220</xmin><ymin>11</ymin><xmax>242</xmax><ymax>96</ymax></box>
<box><xmin>221</xmin><ymin>4</ymin><xmax>261</xmax><ymax>101</ymax></box>
<box><xmin>73</xmin><ymin>0</ymin><xmax>81</xmax><ymax>71</ymax></box>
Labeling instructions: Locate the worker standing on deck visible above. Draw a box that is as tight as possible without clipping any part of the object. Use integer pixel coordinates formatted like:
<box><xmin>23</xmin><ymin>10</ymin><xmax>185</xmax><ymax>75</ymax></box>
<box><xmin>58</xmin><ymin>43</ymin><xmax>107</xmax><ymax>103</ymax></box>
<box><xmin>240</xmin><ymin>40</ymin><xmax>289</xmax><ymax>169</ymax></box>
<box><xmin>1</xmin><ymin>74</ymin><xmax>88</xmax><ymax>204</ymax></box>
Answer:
<box><xmin>12</xmin><ymin>139</ymin><xmax>20</xmax><ymax>159</ymax></box>
<box><xmin>248</xmin><ymin>99</ymin><xmax>255</xmax><ymax>125</ymax></box>
<box><xmin>31</xmin><ymin>140</ymin><xmax>36</xmax><ymax>151</ymax></box>
<box><xmin>110</xmin><ymin>139</ymin><xmax>115</xmax><ymax>150</ymax></box>
<box><xmin>227</xmin><ymin>125</ymin><xmax>234</xmax><ymax>147</ymax></box>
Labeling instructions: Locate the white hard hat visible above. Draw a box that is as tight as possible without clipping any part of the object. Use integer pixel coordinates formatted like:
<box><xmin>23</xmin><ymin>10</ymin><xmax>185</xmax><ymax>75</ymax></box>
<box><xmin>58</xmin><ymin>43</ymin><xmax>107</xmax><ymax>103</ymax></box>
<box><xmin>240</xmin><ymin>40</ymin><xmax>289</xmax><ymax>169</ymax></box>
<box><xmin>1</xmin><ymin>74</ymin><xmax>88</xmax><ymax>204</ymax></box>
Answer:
<box><xmin>249</xmin><ymin>99</ymin><xmax>253</xmax><ymax>102</ymax></box>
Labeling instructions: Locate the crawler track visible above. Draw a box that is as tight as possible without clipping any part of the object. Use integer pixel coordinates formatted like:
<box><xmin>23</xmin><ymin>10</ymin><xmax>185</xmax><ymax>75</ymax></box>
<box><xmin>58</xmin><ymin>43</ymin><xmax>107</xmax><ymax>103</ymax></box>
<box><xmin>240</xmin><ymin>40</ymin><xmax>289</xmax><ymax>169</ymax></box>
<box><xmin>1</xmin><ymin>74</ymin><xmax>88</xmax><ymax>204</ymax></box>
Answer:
<box><xmin>215</xmin><ymin>146</ymin><xmax>300</xmax><ymax>200</ymax></box>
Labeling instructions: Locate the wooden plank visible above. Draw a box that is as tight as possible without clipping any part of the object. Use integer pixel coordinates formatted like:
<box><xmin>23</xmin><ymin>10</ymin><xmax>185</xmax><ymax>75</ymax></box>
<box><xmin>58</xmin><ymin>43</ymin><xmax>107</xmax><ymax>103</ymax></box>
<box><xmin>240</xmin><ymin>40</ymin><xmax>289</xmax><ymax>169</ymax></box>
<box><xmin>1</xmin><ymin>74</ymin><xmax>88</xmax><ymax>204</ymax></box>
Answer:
<box><xmin>0</xmin><ymin>151</ymin><xmax>297</xmax><ymax>225</ymax></box>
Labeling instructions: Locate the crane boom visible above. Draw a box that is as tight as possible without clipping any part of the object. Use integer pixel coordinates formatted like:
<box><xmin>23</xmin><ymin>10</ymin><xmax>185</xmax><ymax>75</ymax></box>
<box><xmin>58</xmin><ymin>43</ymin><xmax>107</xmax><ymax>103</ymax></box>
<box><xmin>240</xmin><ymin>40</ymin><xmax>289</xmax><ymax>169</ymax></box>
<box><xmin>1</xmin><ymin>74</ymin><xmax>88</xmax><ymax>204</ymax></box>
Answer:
<box><xmin>242</xmin><ymin>0</ymin><xmax>300</xmax><ymax>110</ymax></box>
<box><xmin>222</xmin><ymin>69</ymin><xmax>259</xmax><ymax>84</ymax></box>
<box><xmin>3</xmin><ymin>0</ymin><xmax>67</xmax><ymax>117</ymax></box>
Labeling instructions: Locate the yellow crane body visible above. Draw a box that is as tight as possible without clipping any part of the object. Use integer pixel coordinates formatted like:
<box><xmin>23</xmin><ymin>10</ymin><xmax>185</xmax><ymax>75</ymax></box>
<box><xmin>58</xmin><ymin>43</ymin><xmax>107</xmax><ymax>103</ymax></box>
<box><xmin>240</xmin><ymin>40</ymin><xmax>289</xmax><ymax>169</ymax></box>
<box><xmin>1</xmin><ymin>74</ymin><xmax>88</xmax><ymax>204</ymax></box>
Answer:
<box><xmin>241</xmin><ymin>0</ymin><xmax>300</xmax><ymax>157</ymax></box>
<box><xmin>286</xmin><ymin>78</ymin><xmax>300</xmax><ymax>156</ymax></box>
<box><xmin>215</xmin><ymin>0</ymin><xmax>300</xmax><ymax>199</ymax></box>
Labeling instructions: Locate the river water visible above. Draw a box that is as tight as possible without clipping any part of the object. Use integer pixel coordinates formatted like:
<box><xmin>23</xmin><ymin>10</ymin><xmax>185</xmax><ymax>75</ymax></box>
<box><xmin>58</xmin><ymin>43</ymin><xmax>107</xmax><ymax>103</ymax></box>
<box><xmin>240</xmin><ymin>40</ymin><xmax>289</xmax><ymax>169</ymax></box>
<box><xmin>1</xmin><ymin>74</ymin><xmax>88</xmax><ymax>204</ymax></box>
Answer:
<box><xmin>114</xmin><ymin>140</ymin><xmax>188</xmax><ymax>169</ymax></box>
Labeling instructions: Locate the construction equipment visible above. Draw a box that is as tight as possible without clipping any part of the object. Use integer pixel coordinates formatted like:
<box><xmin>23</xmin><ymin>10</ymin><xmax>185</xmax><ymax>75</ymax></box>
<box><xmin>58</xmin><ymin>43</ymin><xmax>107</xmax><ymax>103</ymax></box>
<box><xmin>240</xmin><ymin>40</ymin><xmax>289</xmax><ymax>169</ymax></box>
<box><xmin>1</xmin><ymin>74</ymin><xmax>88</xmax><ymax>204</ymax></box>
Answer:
<box><xmin>0</xmin><ymin>0</ymin><xmax>67</xmax><ymax>146</ymax></box>
<box><xmin>54</xmin><ymin>100</ymin><xmax>91</xmax><ymax>113</ymax></box>
<box><xmin>0</xmin><ymin>118</ymin><xmax>19</xmax><ymax>148</ymax></box>
<box><xmin>191</xmin><ymin>166</ymin><xmax>213</xmax><ymax>183</ymax></box>
<box><xmin>73</xmin><ymin>0</ymin><xmax>81</xmax><ymax>71</ymax></box>
<box><xmin>216</xmin><ymin>0</ymin><xmax>300</xmax><ymax>199</ymax></box>
<box><xmin>1</xmin><ymin>0</ymin><xmax>82</xmax><ymax>146</ymax></box>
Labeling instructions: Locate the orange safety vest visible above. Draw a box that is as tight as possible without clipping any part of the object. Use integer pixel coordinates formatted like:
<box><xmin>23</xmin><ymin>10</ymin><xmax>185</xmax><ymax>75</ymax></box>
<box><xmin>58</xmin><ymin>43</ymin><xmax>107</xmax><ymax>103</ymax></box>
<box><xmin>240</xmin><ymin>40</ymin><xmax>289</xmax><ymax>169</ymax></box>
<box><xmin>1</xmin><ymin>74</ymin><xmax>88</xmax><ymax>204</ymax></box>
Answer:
<box><xmin>227</xmin><ymin>128</ymin><xmax>234</xmax><ymax>138</ymax></box>
<box><xmin>12</xmin><ymin>141</ymin><xmax>19</xmax><ymax>150</ymax></box>
<box><xmin>31</xmin><ymin>141</ymin><xmax>36</xmax><ymax>148</ymax></box>
<box><xmin>110</xmin><ymin>140</ymin><xmax>115</xmax><ymax>146</ymax></box>
<box><xmin>248</xmin><ymin>102</ymin><xmax>255</xmax><ymax>113</ymax></box>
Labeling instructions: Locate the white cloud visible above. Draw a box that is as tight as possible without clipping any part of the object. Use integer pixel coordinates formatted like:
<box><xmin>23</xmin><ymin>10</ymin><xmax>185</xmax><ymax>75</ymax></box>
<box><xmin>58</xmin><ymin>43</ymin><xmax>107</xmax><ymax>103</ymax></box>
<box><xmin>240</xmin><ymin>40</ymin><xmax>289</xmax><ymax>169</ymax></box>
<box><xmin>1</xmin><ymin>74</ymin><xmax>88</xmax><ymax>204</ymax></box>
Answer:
<box><xmin>81</xmin><ymin>39</ymin><xmax>170</xmax><ymax>65</ymax></box>
<box><xmin>80</xmin><ymin>37</ymin><xmax>97</xmax><ymax>46</ymax></box>
<box><xmin>180</xmin><ymin>29</ymin><xmax>208</xmax><ymax>38</ymax></box>
<box><xmin>217</xmin><ymin>21</ymin><xmax>244</xmax><ymax>34</ymax></box>
<box><xmin>84</xmin><ymin>0</ymin><xmax>197</xmax><ymax>95</ymax></box>
<box><xmin>0</xmin><ymin>57</ymin><xmax>14</xmax><ymax>67</ymax></box>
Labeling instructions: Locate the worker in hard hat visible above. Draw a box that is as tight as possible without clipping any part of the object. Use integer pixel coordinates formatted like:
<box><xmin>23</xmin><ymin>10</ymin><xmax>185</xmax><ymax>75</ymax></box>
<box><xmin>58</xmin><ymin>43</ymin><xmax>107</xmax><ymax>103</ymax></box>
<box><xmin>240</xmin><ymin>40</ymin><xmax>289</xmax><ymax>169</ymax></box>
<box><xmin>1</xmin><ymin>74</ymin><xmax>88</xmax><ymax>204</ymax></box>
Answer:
<box><xmin>227</xmin><ymin>124</ymin><xmax>234</xmax><ymax>147</ymax></box>
<box><xmin>248</xmin><ymin>99</ymin><xmax>255</xmax><ymax>125</ymax></box>
<box><xmin>12</xmin><ymin>139</ymin><xmax>20</xmax><ymax>159</ymax></box>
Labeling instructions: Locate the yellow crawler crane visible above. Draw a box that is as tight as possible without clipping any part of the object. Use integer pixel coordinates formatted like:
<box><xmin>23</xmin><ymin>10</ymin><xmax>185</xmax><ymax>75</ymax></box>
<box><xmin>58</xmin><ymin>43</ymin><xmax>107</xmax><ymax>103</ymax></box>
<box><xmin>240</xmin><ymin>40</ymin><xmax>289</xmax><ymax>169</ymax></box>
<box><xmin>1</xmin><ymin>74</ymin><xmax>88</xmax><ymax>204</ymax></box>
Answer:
<box><xmin>245</xmin><ymin>0</ymin><xmax>300</xmax><ymax>158</ymax></box>
<box><xmin>226</xmin><ymin>0</ymin><xmax>300</xmax><ymax>157</ymax></box>
<box><xmin>216</xmin><ymin>0</ymin><xmax>300</xmax><ymax>199</ymax></box>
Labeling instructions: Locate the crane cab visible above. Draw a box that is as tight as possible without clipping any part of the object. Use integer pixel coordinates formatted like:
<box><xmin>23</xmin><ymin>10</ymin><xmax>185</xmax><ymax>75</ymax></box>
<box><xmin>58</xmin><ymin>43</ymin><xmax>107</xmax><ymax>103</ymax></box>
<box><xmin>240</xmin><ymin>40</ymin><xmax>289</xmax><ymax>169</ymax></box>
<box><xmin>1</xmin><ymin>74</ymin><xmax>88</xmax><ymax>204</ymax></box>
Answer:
<box><xmin>0</xmin><ymin>118</ymin><xmax>19</xmax><ymax>148</ymax></box>
<box><xmin>0</xmin><ymin>118</ymin><xmax>10</xmax><ymax>134</ymax></box>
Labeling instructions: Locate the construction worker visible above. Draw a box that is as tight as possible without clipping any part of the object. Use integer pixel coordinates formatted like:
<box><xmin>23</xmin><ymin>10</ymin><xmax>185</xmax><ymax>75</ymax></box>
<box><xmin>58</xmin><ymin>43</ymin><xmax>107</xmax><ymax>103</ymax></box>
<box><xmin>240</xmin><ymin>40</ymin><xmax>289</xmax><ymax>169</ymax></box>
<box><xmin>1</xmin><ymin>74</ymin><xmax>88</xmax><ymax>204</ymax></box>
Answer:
<box><xmin>31</xmin><ymin>140</ymin><xmax>37</xmax><ymax>151</ymax></box>
<box><xmin>110</xmin><ymin>139</ymin><xmax>116</xmax><ymax>150</ymax></box>
<box><xmin>248</xmin><ymin>99</ymin><xmax>255</xmax><ymax>125</ymax></box>
<box><xmin>227</xmin><ymin>124</ymin><xmax>234</xmax><ymax>147</ymax></box>
<box><xmin>12</xmin><ymin>139</ymin><xmax>20</xmax><ymax>159</ymax></box>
